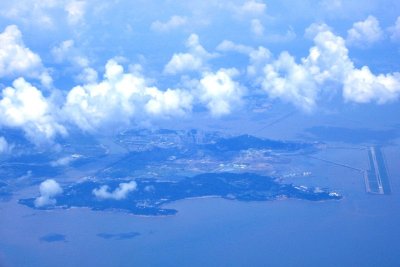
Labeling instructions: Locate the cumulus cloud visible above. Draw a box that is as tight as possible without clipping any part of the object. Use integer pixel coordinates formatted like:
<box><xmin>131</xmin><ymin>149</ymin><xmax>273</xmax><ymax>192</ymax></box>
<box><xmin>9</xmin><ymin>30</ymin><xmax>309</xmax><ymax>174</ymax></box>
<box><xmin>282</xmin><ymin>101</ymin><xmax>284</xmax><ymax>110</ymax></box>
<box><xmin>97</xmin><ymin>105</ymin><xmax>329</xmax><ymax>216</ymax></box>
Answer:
<box><xmin>151</xmin><ymin>15</ymin><xmax>187</xmax><ymax>32</ymax></box>
<box><xmin>93</xmin><ymin>181</ymin><xmax>137</xmax><ymax>200</ymax></box>
<box><xmin>302</xmin><ymin>28</ymin><xmax>353</xmax><ymax>83</ymax></box>
<box><xmin>346</xmin><ymin>16</ymin><xmax>384</xmax><ymax>47</ymax></box>
<box><xmin>197</xmin><ymin>68</ymin><xmax>244</xmax><ymax>116</ymax></box>
<box><xmin>63</xmin><ymin>59</ymin><xmax>192</xmax><ymax>132</ymax></box>
<box><xmin>0</xmin><ymin>58</ymin><xmax>193</xmax><ymax>145</ymax></box>
<box><xmin>164</xmin><ymin>34</ymin><xmax>213</xmax><ymax>75</ymax></box>
<box><xmin>262</xmin><ymin>52</ymin><xmax>318</xmax><ymax>111</ymax></box>
<box><xmin>34</xmin><ymin>179</ymin><xmax>63</xmax><ymax>207</ymax></box>
<box><xmin>145</xmin><ymin>88</ymin><xmax>192</xmax><ymax>116</ymax></box>
<box><xmin>389</xmin><ymin>16</ymin><xmax>400</xmax><ymax>42</ymax></box>
<box><xmin>343</xmin><ymin>66</ymin><xmax>400</xmax><ymax>103</ymax></box>
<box><xmin>0</xmin><ymin>25</ymin><xmax>51</xmax><ymax>85</ymax></box>
<box><xmin>0</xmin><ymin>25</ymin><xmax>41</xmax><ymax>76</ymax></box>
<box><xmin>0</xmin><ymin>14</ymin><xmax>397</xmax><ymax>147</ymax></box>
<box><xmin>259</xmin><ymin>23</ymin><xmax>400</xmax><ymax>110</ymax></box>
<box><xmin>0</xmin><ymin>78</ymin><xmax>66</xmax><ymax>145</ymax></box>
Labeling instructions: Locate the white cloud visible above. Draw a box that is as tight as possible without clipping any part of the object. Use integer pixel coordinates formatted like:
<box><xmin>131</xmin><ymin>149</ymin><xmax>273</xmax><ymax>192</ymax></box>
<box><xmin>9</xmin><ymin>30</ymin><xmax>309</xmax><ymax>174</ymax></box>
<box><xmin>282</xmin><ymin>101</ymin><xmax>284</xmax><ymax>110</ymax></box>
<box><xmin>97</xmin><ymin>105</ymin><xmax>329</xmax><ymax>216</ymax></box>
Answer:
<box><xmin>0</xmin><ymin>25</ymin><xmax>51</xmax><ymax>85</ymax></box>
<box><xmin>65</xmin><ymin>0</ymin><xmax>86</xmax><ymax>25</ymax></box>
<box><xmin>64</xmin><ymin>59</ymin><xmax>192</xmax><ymax>132</ymax></box>
<box><xmin>197</xmin><ymin>68</ymin><xmax>243</xmax><ymax>116</ymax></box>
<box><xmin>389</xmin><ymin>16</ymin><xmax>400</xmax><ymax>42</ymax></box>
<box><xmin>250</xmin><ymin>19</ymin><xmax>264</xmax><ymax>36</ymax></box>
<box><xmin>93</xmin><ymin>181</ymin><xmax>137</xmax><ymax>200</ymax></box>
<box><xmin>0</xmin><ymin>137</ymin><xmax>11</xmax><ymax>154</ymax></box>
<box><xmin>304</xmin><ymin>23</ymin><xmax>332</xmax><ymax>39</ymax></box>
<box><xmin>346</xmin><ymin>16</ymin><xmax>384</xmax><ymax>47</ymax></box>
<box><xmin>306</xmin><ymin>26</ymin><xmax>399</xmax><ymax>103</ymax></box>
<box><xmin>51</xmin><ymin>39</ymin><xmax>98</xmax><ymax>83</ymax></box>
<box><xmin>262</xmin><ymin>52</ymin><xmax>318</xmax><ymax>111</ymax></box>
<box><xmin>0</xmin><ymin>78</ymin><xmax>66</xmax><ymax>145</ymax></box>
<box><xmin>216</xmin><ymin>40</ymin><xmax>253</xmax><ymax>54</ymax></box>
<box><xmin>0</xmin><ymin>58</ymin><xmax>194</xmax><ymax>144</ymax></box>
<box><xmin>51</xmin><ymin>39</ymin><xmax>75</xmax><ymax>63</ymax></box>
<box><xmin>241</xmin><ymin>0</ymin><xmax>266</xmax><ymax>15</ymax></box>
<box><xmin>343</xmin><ymin>66</ymin><xmax>400</xmax><ymax>103</ymax></box>
<box><xmin>247</xmin><ymin>46</ymin><xmax>272</xmax><ymax>77</ymax></box>
<box><xmin>63</xmin><ymin>60</ymin><xmax>144</xmax><ymax>132</ymax></box>
<box><xmin>0</xmin><ymin>25</ymin><xmax>41</xmax><ymax>75</ymax></box>
<box><xmin>235</xmin><ymin>0</ymin><xmax>267</xmax><ymax>17</ymax></box>
<box><xmin>145</xmin><ymin>88</ymin><xmax>193</xmax><ymax>117</ymax></box>
<box><xmin>51</xmin><ymin>40</ymin><xmax>92</xmax><ymax>68</ymax></box>
<box><xmin>302</xmin><ymin>28</ymin><xmax>353</xmax><ymax>83</ymax></box>
<box><xmin>34</xmin><ymin>179</ymin><xmax>63</xmax><ymax>207</ymax></box>
<box><xmin>164</xmin><ymin>34</ymin><xmax>213</xmax><ymax>75</ymax></box>
<box><xmin>151</xmin><ymin>15</ymin><xmax>187</xmax><ymax>32</ymax></box>
<box><xmin>0</xmin><ymin>0</ymin><xmax>88</xmax><ymax>28</ymax></box>
<box><xmin>77</xmin><ymin>67</ymin><xmax>98</xmax><ymax>83</ymax></box>
<box><xmin>216</xmin><ymin>40</ymin><xmax>271</xmax><ymax>78</ymax></box>
<box><xmin>0</xmin><ymin>0</ymin><xmax>88</xmax><ymax>29</ymax></box>
<box><xmin>259</xmin><ymin>23</ymin><xmax>400</xmax><ymax>110</ymax></box>
<box><xmin>0</xmin><ymin>0</ymin><xmax>58</xmax><ymax>28</ymax></box>
<box><xmin>164</xmin><ymin>53</ymin><xmax>203</xmax><ymax>75</ymax></box>
<box><xmin>261</xmin><ymin>24</ymin><xmax>352</xmax><ymax>110</ymax></box>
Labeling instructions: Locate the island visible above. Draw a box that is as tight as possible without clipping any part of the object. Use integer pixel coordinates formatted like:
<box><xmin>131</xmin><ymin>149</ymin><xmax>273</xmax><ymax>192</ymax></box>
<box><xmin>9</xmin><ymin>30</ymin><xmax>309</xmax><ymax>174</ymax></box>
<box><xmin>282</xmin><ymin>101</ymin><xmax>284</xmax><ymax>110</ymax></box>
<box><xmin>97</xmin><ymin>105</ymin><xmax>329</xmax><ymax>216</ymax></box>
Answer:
<box><xmin>19</xmin><ymin>172</ymin><xmax>341</xmax><ymax>216</ymax></box>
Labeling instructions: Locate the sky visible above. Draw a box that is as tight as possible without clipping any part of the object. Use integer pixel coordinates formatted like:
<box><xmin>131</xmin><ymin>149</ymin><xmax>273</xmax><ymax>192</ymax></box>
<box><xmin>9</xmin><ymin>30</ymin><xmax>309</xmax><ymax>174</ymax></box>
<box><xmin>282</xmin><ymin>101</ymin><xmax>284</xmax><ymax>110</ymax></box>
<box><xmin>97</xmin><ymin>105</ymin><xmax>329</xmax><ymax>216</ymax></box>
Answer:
<box><xmin>0</xmin><ymin>0</ymin><xmax>399</xmax><ymax>148</ymax></box>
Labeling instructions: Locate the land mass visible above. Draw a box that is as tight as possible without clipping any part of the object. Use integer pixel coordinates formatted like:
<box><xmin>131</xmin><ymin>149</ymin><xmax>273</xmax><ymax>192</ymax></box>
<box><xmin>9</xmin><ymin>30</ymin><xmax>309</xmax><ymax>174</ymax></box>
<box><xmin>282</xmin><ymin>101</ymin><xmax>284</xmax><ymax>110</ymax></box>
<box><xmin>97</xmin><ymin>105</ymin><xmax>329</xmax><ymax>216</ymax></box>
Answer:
<box><xmin>20</xmin><ymin>172</ymin><xmax>341</xmax><ymax>216</ymax></box>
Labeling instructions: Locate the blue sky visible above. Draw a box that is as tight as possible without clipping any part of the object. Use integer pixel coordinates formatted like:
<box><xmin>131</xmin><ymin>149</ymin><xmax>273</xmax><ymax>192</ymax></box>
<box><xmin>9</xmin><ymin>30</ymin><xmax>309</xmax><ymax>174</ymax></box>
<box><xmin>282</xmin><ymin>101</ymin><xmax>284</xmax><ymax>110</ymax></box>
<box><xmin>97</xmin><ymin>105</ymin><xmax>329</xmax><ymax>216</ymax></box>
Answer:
<box><xmin>0</xmin><ymin>0</ymin><xmax>399</xmax><ymax>148</ymax></box>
